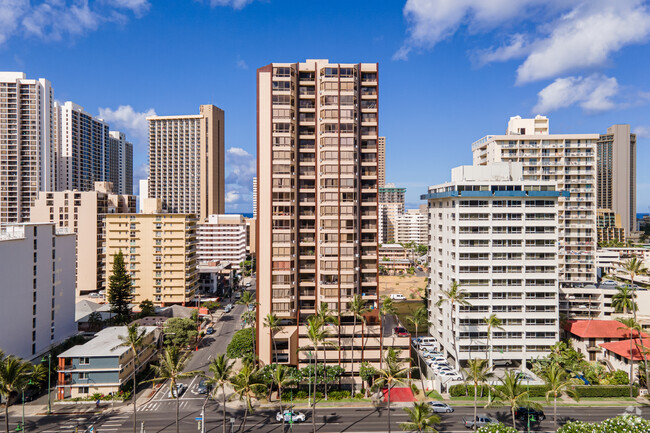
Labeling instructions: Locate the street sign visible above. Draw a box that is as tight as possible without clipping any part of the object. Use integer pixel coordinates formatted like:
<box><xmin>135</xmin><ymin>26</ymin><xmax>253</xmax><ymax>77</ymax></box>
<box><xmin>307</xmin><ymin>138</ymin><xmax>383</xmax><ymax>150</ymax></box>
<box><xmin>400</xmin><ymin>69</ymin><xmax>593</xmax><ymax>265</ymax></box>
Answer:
<box><xmin>195</xmin><ymin>417</ymin><xmax>203</xmax><ymax>421</ymax></box>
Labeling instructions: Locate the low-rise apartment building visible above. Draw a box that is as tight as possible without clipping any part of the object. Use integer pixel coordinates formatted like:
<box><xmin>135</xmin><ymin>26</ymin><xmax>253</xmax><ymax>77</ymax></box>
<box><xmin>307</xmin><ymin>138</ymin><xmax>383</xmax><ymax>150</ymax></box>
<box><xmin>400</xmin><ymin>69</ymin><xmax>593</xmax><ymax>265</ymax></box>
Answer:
<box><xmin>104</xmin><ymin>200</ymin><xmax>198</xmax><ymax>306</ymax></box>
<box><xmin>0</xmin><ymin>223</ymin><xmax>76</xmax><ymax>359</ymax></box>
<box><xmin>422</xmin><ymin>163</ymin><xmax>563</xmax><ymax>368</ymax></box>
<box><xmin>56</xmin><ymin>326</ymin><xmax>158</xmax><ymax>399</ymax></box>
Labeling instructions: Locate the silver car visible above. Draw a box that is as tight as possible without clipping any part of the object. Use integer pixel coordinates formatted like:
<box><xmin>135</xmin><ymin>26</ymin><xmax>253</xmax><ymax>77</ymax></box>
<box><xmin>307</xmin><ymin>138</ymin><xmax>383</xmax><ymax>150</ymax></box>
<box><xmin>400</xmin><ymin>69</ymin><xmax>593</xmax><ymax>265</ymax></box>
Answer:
<box><xmin>428</xmin><ymin>401</ymin><xmax>454</xmax><ymax>413</ymax></box>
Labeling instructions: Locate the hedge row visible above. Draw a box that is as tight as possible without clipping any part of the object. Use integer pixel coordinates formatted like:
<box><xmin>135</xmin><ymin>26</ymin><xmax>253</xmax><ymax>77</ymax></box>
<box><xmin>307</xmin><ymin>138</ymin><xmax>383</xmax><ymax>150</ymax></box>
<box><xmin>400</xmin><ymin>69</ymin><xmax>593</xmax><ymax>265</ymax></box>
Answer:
<box><xmin>449</xmin><ymin>384</ymin><xmax>637</xmax><ymax>398</ymax></box>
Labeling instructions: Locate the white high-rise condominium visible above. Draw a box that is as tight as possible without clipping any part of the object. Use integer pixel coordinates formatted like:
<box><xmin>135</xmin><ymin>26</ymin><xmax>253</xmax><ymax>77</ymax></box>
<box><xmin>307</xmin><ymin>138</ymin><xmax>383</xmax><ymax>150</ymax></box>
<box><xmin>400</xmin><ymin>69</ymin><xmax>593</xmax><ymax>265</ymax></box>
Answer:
<box><xmin>256</xmin><ymin>59</ymin><xmax>408</xmax><ymax>379</ymax></box>
<box><xmin>422</xmin><ymin>163</ymin><xmax>562</xmax><ymax>368</ymax></box>
<box><xmin>55</xmin><ymin>101</ymin><xmax>110</xmax><ymax>192</ymax></box>
<box><xmin>472</xmin><ymin>116</ymin><xmax>598</xmax><ymax>287</ymax></box>
<box><xmin>0</xmin><ymin>72</ymin><xmax>55</xmax><ymax>225</ymax></box>
<box><xmin>147</xmin><ymin>105</ymin><xmax>225</xmax><ymax>222</ymax></box>
<box><xmin>108</xmin><ymin>131</ymin><xmax>133</xmax><ymax>195</ymax></box>
<box><xmin>379</xmin><ymin>184</ymin><xmax>405</xmax><ymax>244</ymax></box>
<box><xmin>395</xmin><ymin>208</ymin><xmax>428</xmax><ymax>245</ymax></box>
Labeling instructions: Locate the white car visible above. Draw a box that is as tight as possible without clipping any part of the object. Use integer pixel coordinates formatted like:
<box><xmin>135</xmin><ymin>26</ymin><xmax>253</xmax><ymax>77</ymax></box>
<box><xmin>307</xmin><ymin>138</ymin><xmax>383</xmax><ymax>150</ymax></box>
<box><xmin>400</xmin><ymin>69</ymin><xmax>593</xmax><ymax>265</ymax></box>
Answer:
<box><xmin>168</xmin><ymin>383</ymin><xmax>187</xmax><ymax>398</ymax></box>
<box><xmin>390</xmin><ymin>294</ymin><xmax>406</xmax><ymax>300</ymax></box>
<box><xmin>276</xmin><ymin>410</ymin><xmax>306</xmax><ymax>423</ymax></box>
<box><xmin>440</xmin><ymin>371</ymin><xmax>463</xmax><ymax>381</ymax></box>
<box><xmin>428</xmin><ymin>401</ymin><xmax>454</xmax><ymax>413</ymax></box>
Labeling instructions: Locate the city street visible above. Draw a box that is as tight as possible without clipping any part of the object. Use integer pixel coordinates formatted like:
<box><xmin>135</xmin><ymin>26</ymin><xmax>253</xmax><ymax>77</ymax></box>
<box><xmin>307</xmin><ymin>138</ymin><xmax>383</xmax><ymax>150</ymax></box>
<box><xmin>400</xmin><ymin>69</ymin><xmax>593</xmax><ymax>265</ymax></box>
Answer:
<box><xmin>9</xmin><ymin>404</ymin><xmax>650</xmax><ymax>432</ymax></box>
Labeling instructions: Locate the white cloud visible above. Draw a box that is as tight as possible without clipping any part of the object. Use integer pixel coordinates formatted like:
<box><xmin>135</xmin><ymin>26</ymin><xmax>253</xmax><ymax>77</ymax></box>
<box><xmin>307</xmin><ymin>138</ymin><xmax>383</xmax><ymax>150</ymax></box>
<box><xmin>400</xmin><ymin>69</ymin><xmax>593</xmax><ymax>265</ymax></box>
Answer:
<box><xmin>208</xmin><ymin>0</ymin><xmax>255</xmax><ymax>9</ymax></box>
<box><xmin>0</xmin><ymin>0</ymin><xmax>29</xmax><ymax>44</ymax></box>
<box><xmin>533</xmin><ymin>74</ymin><xmax>619</xmax><ymax>113</ymax></box>
<box><xmin>475</xmin><ymin>33</ymin><xmax>530</xmax><ymax>65</ymax></box>
<box><xmin>634</xmin><ymin>126</ymin><xmax>650</xmax><ymax>138</ymax></box>
<box><xmin>516</xmin><ymin>0</ymin><xmax>650</xmax><ymax>84</ymax></box>
<box><xmin>225</xmin><ymin>190</ymin><xmax>240</xmax><ymax>203</ymax></box>
<box><xmin>98</xmin><ymin>105</ymin><xmax>156</xmax><ymax>147</ymax></box>
<box><xmin>0</xmin><ymin>0</ymin><xmax>149</xmax><ymax>45</ymax></box>
<box><xmin>133</xmin><ymin>163</ymin><xmax>148</xmax><ymax>195</ymax></box>
<box><xmin>225</xmin><ymin>147</ymin><xmax>256</xmax><ymax>191</ymax></box>
<box><xmin>395</xmin><ymin>0</ymin><xmax>572</xmax><ymax>60</ymax></box>
<box><xmin>236</xmin><ymin>57</ymin><xmax>248</xmax><ymax>70</ymax></box>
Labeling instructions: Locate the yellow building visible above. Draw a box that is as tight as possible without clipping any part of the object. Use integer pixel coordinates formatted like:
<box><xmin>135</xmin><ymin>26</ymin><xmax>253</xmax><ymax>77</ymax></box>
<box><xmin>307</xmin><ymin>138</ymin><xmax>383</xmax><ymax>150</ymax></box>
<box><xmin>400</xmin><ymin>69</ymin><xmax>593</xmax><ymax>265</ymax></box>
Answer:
<box><xmin>104</xmin><ymin>203</ymin><xmax>198</xmax><ymax>306</ymax></box>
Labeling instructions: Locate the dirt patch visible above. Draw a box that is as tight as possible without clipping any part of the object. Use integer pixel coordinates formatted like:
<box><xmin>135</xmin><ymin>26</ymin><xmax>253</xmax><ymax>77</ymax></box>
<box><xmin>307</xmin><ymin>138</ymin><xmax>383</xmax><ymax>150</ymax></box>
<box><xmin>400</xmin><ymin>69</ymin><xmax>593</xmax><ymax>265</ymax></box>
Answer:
<box><xmin>379</xmin><ymin>275</ymin><xmax>427</xmax><ymax>299</ymax></box>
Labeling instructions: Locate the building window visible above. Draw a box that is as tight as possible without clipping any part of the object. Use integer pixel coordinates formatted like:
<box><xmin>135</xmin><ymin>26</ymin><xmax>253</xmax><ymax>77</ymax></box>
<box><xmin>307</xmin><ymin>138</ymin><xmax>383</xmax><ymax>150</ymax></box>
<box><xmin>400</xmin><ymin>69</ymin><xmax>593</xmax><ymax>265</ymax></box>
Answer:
<box><xmin>79</xmin><ymin>387</ymin><xmax>89</xmax><ymax>394</ymax></box>
<box><xmin>79</xmin><ymin>357</ymin><xmax>90</xmax><ymax>365</ymax></box>
<box><xmin>78</xmin><ymin>372</ymin><xmax>88</xmax><ymax>380</ymax></box>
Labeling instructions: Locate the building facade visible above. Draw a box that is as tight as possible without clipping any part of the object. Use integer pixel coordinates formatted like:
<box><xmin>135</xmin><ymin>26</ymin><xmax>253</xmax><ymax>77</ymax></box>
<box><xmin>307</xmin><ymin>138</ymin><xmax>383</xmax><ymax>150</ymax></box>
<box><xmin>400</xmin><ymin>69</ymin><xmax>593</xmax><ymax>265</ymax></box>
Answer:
<box><xmin>57</xmin><ymin>326</ymin><xmax>158</xmax><ymax>399</ymax></box>
<box><xmin>378</xmin><ymin>136</ymin><xmax>386</xmax><ymax>187</ymax></box>
<box><xmin>597</xmin><ymin>124</ymin><xmax>636</xmax><ymax>235</ymax></box>
<box><xmin>472</xmin><ymin>116</ymin><xmax>598</xmax><ymax>288</ymax></box>
<box><xmin>379</xmin><ymin>185</ymin><xmax>405</xmax><ymax>244</ymax></box>
<box><xmin>147</xmin><ymin>105</ymin><xmax>225</xmax><ymax>221</ymax></box>
<box><xmin>108</xmin><ymin>131</ymin><xmax>133</xmax><ymax>195</ymax></box>
<box><xmin>0</xmin><ymin>223</ymin><xmax>76</xmax><ymax>359</ymax></box>
<box><xmin>422</xmin><ymin>163</ymin><xmax>562</xmax><ymax>367</ymax></box>
<box><xmin>30</xmin><ymin>182</ymin><xmax>135</xmax><ymax>295</ymax></box>
<box><xmin>597</xmin><ymin>209</ymin><xmax>625</xmax><ymax>244</ymax></box>
<box><xmin>256</xmin><ymin>59</ymin><xmax>402</xmax><ymax>379</ymax></box>
<box><xmin>396</xmin><ymin>208</ymin><xmax>428</xmax><ymax>245</ymax></box>
<box><xmin>55</xmin><ymin>101</ymin><xmax>110</xmax><ymax>192</ymax></box>
<box><xmin>104</xmin><ymin>205</ymin><xmax>198</xmax><ymax>306</ymax></box>
<box><xmin>0</xmin><ymin>72</ymin><xmax>56</xmax><ymax>225</ymax></box>
<box><xmin>197</xmin><ymin>214</ymin><xmax>248</xmax><ymax>267</ymax></box>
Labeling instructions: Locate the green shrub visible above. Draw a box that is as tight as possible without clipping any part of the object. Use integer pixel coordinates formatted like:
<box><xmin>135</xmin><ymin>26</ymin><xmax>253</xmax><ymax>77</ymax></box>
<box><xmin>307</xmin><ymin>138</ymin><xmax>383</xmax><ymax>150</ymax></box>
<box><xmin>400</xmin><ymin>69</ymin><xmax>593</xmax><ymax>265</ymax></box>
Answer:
<box><xmin>354</xmin><ymin>392</ymin><xmax>364</xmax><ymax>399</ymax></box>
<box><xmin>557</xmin><ymin>415</ymin><xmax>650</xmax><ymax>433</ymax></box>
<box><xmin>226</xmin><ymin>328</ymin><xmax>254</xmax><ymax>360</ymax></box>
<box><xmin>572</xmin><ymin>385</ymin><xmax>637</xmax><ymax>398</ymax></box>
<box><xmin>449</xmin><ymin>384</ymin><xmax>549</xmax><ymax>398</ymax></box>
<box><xmin>477</xmin><ymin>423</ymin><xmax>518</xmax><ymax>433</ymax></box>
<box><xmin>328</xmin><ymin>390</ymin><xmax>351</xmax><ymax>400</ymax></box>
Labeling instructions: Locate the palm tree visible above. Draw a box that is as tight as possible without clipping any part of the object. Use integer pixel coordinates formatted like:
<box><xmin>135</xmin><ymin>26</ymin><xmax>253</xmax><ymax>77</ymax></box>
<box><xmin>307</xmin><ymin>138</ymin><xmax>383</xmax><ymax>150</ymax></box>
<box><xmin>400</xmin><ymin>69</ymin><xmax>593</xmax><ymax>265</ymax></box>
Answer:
<box><xmin>618</xmin><ymin>318</ymin><xmax>642</xmax><ymax>397</ymax></box>
<box><xmin>207</xmin><ymin>354</ymin><xmax>235</xmax><ymax>433</ymax></box>
<box><xmin>462</xmin><ymin>359</ymin><xmax>493</xmax><ymax>431</ymax></box>
<box><xmin>114</xmin><ymin>323</ymin><xmax>148</xmax><ymax>433</ymax></box>
<box><xmin>435</xmin><ymin>280</ymin><xmax>470</xmax><ymax>367</ymax></box>
<box><xmin>620</xmin><ymin>257</ymin><xmax>647</xmax><ymax>321</ymax></box>
<box><xmin>374</xmin><ymin>348</ymin><xmax>413</xmax><ymax>433</ymax></box>
<box><xmin>149</xmin><ymin>346</ymin><xmax>199</xmax><ymax>433</ymax></box>
<box><xmin>0</xmin><ymin>354</ymin><xmax>33</xmax><ymax>433</ymax></box>
<box><xmin>271</xmin><ymin>365</ymin><xmax>297</xmax><ymax>433</ymax></box>
<box><xmin>612</xmin><ymin>285</ymin><xmax>637</xmax><ymax>315</ymax></box>
<box><xmin>348</xmin><ymin>295</ymin><xmax>369</xmax><ymax>395</ymax></box>
<box><xmin>312</xmin><ymin>302</ymin><xmax>337</xmax><ymax>399</ymax></box>
<box><xmin>230</xmin><ymin>362</ymin><xmax>267</xmax><ymax>433</ymax></box>
<box><xmin>407</xmin><ymin>305</ymin><xmax>428</xmax><ymax>391</ymax></box>
<box><xmin>302</xmin><ymin>315</ymin><xmax>337</xmax><ymax>433</ymax></box>
<box><xmin>236</xmin><ymin>291</ymin><xmax>258</xmax><ymax>310</ymax></box>
<box><xmin>379</xmin><ymin>296</ymin><xmax>397</xmax><ymax>370</ymax></box>
<box><xmin>539</xmin><ymin>363</ymin><xmax>579</xmax><ymax>431</ymax></box>
<box><xmin>483</xmin><ymin>314</ymin><xmax>503</xmax><ymax>368</ymax></box>
<box><xmin>400</xmin><ymin>402</ymin><xmax>441</xmax><ymax>432</ymax></box>
<box><xmin>263</xmin><ymin>313</ymin><xmax>282</xmax><ymax>364</ymax></box>
<box><xmin>488</xmin><ymin>370</ymin><xmax>533</xmax><ymax>428</ymax></box>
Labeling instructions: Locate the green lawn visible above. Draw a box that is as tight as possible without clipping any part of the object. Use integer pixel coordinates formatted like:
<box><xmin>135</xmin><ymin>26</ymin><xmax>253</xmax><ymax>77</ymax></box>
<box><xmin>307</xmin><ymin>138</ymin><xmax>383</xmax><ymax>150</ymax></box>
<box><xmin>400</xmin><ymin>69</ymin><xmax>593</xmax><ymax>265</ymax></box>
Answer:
<box><xmin>393</xmin><ymin>300</ymin><xmax>427</xmax><ymax>335</ymax></box>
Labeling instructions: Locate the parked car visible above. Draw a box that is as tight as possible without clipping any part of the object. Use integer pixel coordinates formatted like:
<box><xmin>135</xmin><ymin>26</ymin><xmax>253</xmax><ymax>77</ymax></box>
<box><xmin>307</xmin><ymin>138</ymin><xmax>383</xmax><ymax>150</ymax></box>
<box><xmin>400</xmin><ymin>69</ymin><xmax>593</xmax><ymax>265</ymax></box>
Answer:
<box><xmin>394</xmin><ymin>326</ymin><xmax>409</xmax><ymax>337</ymax></box>
<box><xmin>276</xmin><ymin>410</ymin><xmax>306</xmax><ymax>423</ymax></box>
<box><xmin>412</xmin><ymin>337</ymin><xmax>422</xmax><ymax>348</ymax></box>
<box><xmin>439</xmin><ymin>371</ymin><xmax>463</xmax><ymax>381</ymax></box>
<box><xmin>246</xmin><ymin>282</ymin><xmax>252</xmax><ymax>287</ymax></box>
<box><xmin>224</xmin><ymin>304</ymin><xmax>233</xmax><ymax>313</ymax></box>
<box><xmin>206</xmin><ymin>327</ymin><xmax>215</xmax><ymax>335</ymax></box>
<box><xmin>428</xmin><ymin>401</ymin><xmax>454</xmax><ymax>413</ymax></box>
<box><xmin>89</xmin><ymin>293</ymin><xmax>101</xmax><ymax>298</ymax></box>
<box><xmin>390</xmin><ymin>293</ymin><xmax>406</xmax><ymax>300</ymax></box>
<box><xmin>197</xmin><ymin>379</ymin><xmax>210</xmax><ymax>395</ymax></box>
<box><xmin>515</xmin><ymin>407</ymin><xmax>546</xmax><ymax>422</ymax></box>
<box><xmin>248</xmin><ymin>304</ymin><xmax>255</xmax><ymax>311</ymax></box>
<box><xmin>168</xmin><ymin>383</ymin><xmax>187</xmax><ymax>398</ymax></box>
<box><xmin>234</xmin><ymin>291</ymin><xmax>242</xmax><ymax>299</ymax></box>
<box><xmin>418</xmin><ymin>337</ymin><xmax>438</xmax><ymax>348</ymax></box>
<box><xmin>463</xmin><ymin>415</ymin><xmax>497</xmax><ymax>429</ymax></box>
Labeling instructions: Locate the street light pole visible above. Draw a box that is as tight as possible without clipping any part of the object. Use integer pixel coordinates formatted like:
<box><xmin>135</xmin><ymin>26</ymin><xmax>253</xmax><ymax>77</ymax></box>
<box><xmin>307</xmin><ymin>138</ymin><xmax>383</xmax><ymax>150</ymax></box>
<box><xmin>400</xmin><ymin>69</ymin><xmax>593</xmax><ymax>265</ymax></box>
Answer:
<box><xmin>42</xmin><ymin>353</ymin><xmax>52</xmax><ymax>415</ymax></box>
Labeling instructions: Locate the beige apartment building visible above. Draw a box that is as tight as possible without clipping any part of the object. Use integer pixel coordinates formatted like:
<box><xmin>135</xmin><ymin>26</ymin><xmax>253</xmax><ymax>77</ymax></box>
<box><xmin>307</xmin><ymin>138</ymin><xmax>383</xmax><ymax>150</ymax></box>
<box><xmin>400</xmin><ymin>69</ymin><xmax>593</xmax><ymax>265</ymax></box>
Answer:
<box><xmin>147</xmin><ymin>105</ymin><xmax>225</xmax><ymax>221</ymax></box>
<box><xmin>378</xmin><ymin>136</ymin><xmax>386</xmax><ymax>187</ymax></box>
<box><xmin>597</xmin><ymin>124</ymin><xmax>636</xmax><ymax>235</ymax></box>
<box><xmin>597</xmin><ymin>209</ymin><xmax>625</xmax><ymax>244</ymax></box>
<box><xmin>104</xmin><ymin>200</ymin><xmax>198</xmax><ymax>306</ymax></box>
<box><xmin>30</xmin><ymin>181</ymin><xmax>135</xmax><ymax>295</ymax></box>
<box><xmin>0</xmin><ymin>72</ymin><xmax>56</xmax><ymax>225</ymax></box>
<box><xmin>257</xmin><ymin>60</ymin><xmax>407</xmax><ymax>379</ymax></box>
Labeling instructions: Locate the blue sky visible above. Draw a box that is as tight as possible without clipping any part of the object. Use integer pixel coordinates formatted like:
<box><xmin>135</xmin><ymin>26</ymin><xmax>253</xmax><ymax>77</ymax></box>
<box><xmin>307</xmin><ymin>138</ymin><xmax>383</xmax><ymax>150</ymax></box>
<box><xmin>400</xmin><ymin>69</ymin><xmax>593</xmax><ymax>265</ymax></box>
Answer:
<box><xmin>1</xmin><ymin>0</ymin><xmax>649</xmax><ymax>213</ymax></box>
